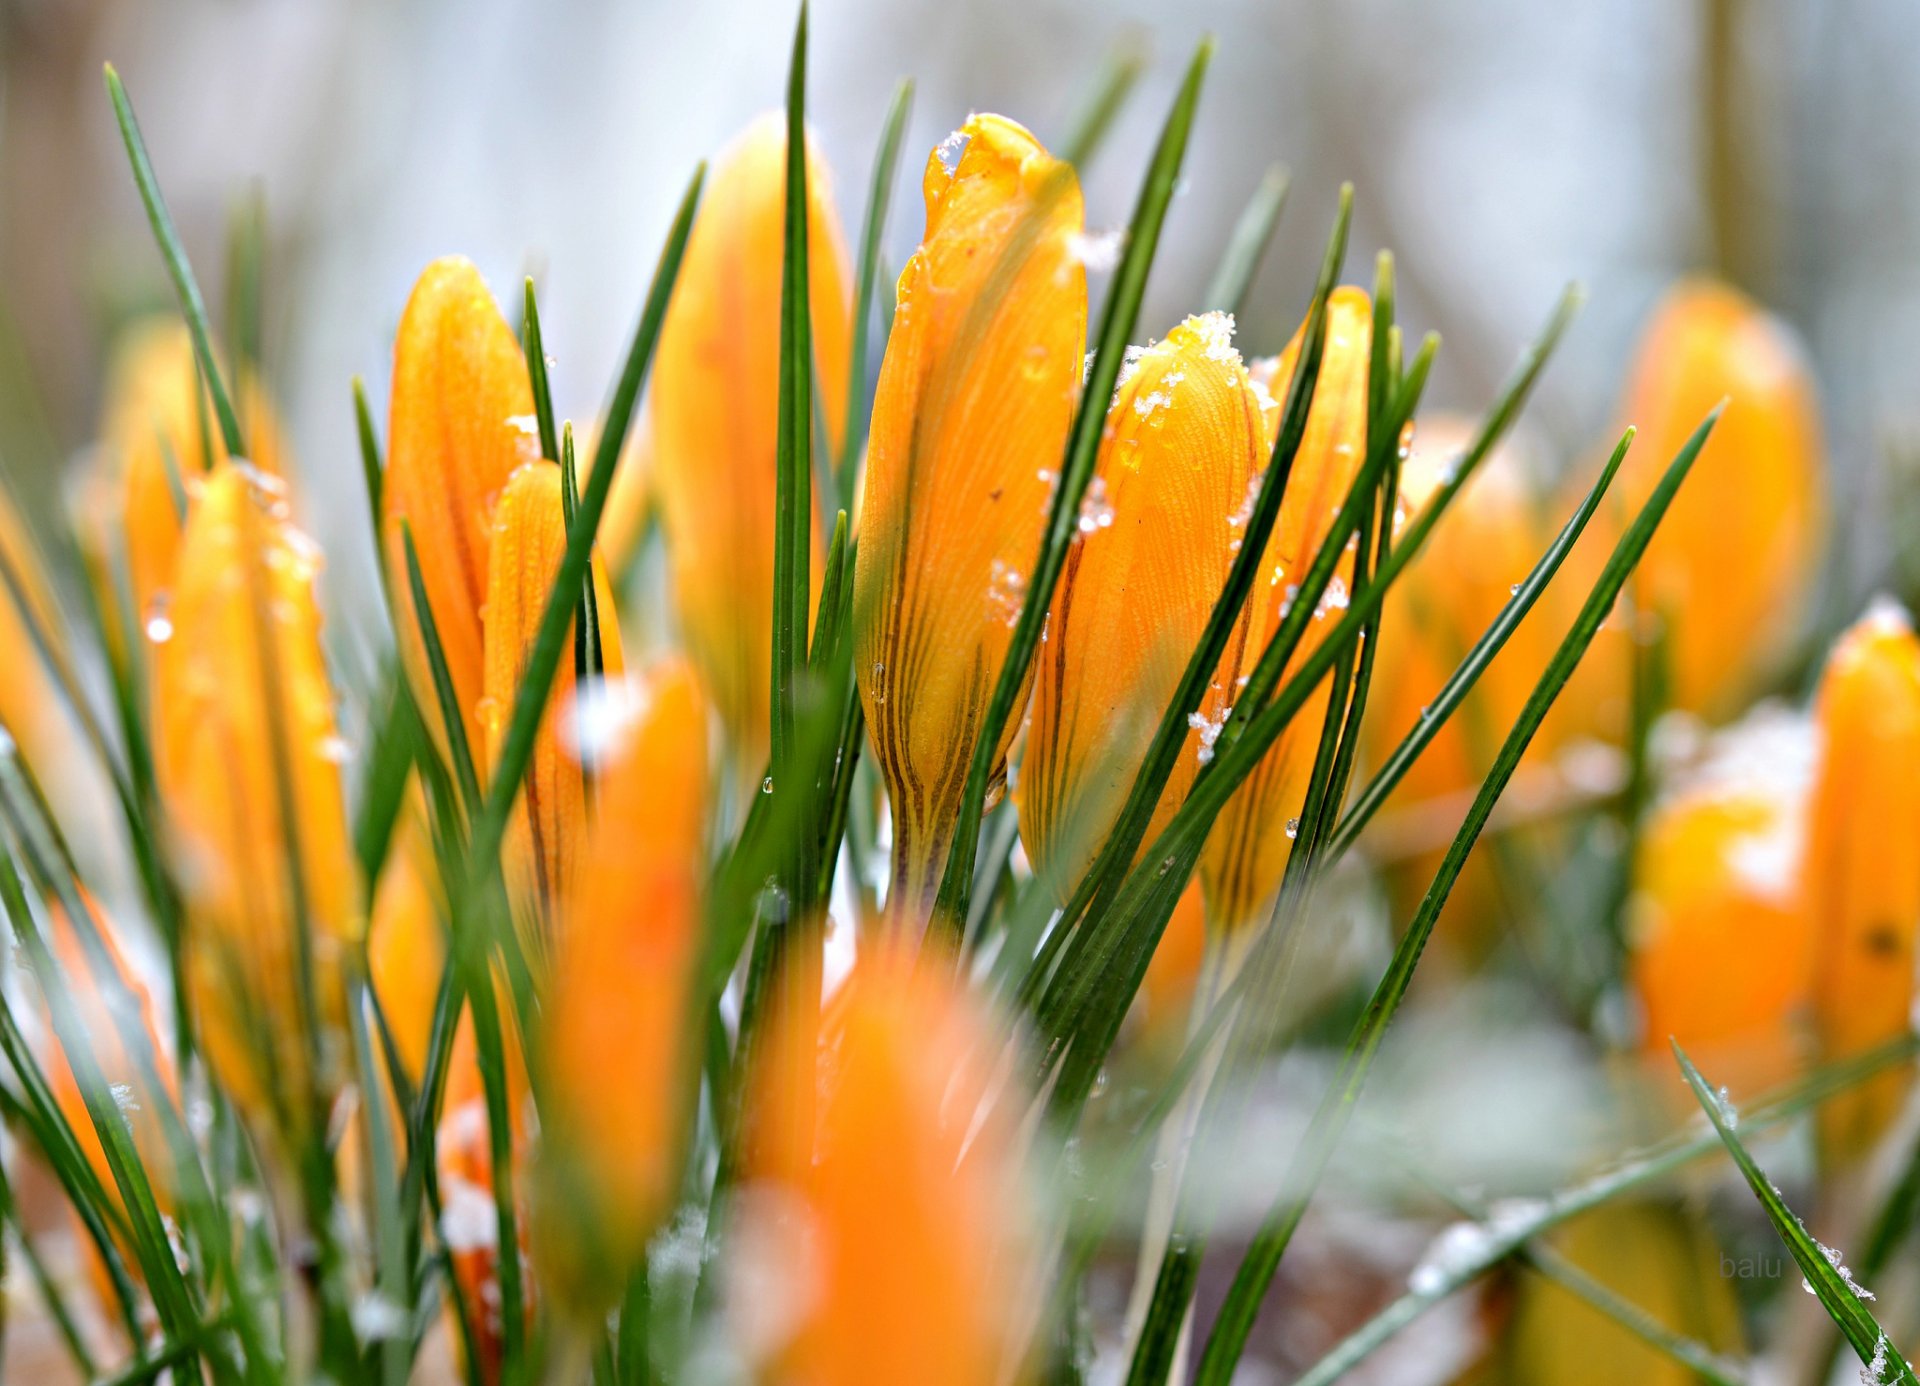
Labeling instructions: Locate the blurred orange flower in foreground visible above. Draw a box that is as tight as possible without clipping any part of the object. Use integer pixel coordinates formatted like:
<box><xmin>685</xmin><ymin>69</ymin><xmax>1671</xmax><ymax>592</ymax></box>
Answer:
<box><xmin>853</xmin><ymin>114</ymin><xmax>1087</xmax><ymax>921</ymax></box>
<box><xmin>743</xmin><ymin>941</ymin><xmax>1030</xmax><ymax>1385</ymax></box>
<box><xmin>153</xmin><ymin>464</ymin><xmax>357</xmax><ymax>1142</ymax></box>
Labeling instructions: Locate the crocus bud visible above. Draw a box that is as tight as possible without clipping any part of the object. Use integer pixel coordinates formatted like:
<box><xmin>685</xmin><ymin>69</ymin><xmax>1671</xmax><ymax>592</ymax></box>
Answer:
<box><xmin>154</xmin><ymin>464</ymin><xmax>357</xmax><ymax>1140</ymax></box>
<box><xmin>479</xmin><ymin>461</ymin><xmax>626</xmax><ymax>971</ymax></box>
<box><xmin>0</xmin><ymin>491</ymin><xmax>77</xmax><ymax>780</ymax></box>
<box><xmin>1139</xmin><ymin>879</ymin><xmax>1208</xmax><ymax>1044</ymax></box>
<box><xmin>1803</xmin><ymin>600</ymin><xmax>1920</xmax><ymax>1166</ymax></box>
<box><xmin>853</xmin><ymin>115</ymin><xmax>1087</xmax><ymax>919</ymax></box>
<box><xmin>1020</xmin><ymin>314</ymin><xmax>1268</xmax><ymax>899</ymax></box>
<box><xmin>1610</xmin><ymin>279</ymin><xmax>1826</xmax><ymax>719</ymax></box>
<box><xmin>537</xmin><ymin>659</ymin><xmax>709</xmax><ymax>1305</ymax></box>
<box><xmin>1198</xmin><ymin>288</ymin><xmax>1371</xmax><ymax>931</ymax></box>
<box><xmin>366</xmin><ymin>782</ymin><xmax>445</xmax><ymax>1085</ymax></box>
<box><xmin>1630</xmin><ymin>778</ymin><xmax>1812</xmax><ymax>1102</ymax></box>
<box><xmin>649</xmin><ymin>115</ymin><xmax>850</xmax><ymax>768</ymax></box>
<box><xmin>384</xmin><ymin>257</ymin><xmax>538</xmax><ymax>761</ymax></box>
<box><xmin>98</xmin><ymin>319</ymin><xmax>290</xmax><ymax>639</ymax></box>
<box><xmin>740</xmin><ymin>940</ymin><xmax>1030</xmax><ymax>1385</ymax></box>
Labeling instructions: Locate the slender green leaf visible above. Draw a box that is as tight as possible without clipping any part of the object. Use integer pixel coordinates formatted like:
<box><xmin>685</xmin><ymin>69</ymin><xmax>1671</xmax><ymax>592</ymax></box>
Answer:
<box><xmin>1202</xmin><ymin>164</ymin><xmax>1289</xmax><ymax>316</ymax></box>
<box><xmin>523</xmin><ymin>278</ymin><xmax>562</xmax><ymax>467</ymax></box>
<box><xmin>772</xmin><ymin>0</ymin><xmax>815</xmax><ymax>783</ymax></box>
<box><xmin>1061</xmin><ymin>35</ymin><xmax>1149</xmax><ymax>169</ymax></box>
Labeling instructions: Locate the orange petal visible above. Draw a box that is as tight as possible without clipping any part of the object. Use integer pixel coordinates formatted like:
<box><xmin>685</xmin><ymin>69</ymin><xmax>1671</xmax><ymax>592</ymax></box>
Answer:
<box><xmin>154</xmin><ymin>464</ymin><xmax>357</xmax><ymax>1139</ymax></box>
<box><xmin>384</xmin><ymin>257</ymin><xmax>538</xmax><ymax>762</ymax></box>
<box><xmin>367</xmin><ymin>779</ymin><xmax>446</xmax><ymax>1086</ymax></box>
<box><xmin>1611</xmin><ymin>278</ymin><xmax>1826</xmax><ymax>720</ymax></box>
<box><xmin>1020</xmin><ymin>313</ymin><xmax>1266</xmax><ymax>898</ymax></box>
<box><xmin>537</xmin><ymin>658</ymin><xmax>709</xmax><ymax>1301</ymax></box>
<box><xmin>650</xmin><ymin>115</ymin><xmax>850</xmax><ymax>769</ymax></box>
<box><xmin>744</xmin><ymin>940</ymin><xmax>1029</xmax><ymax>1386</ymax></box>
<box><xmin>479</xmin><ymin>461</ymin><xmax>627</xmax><ymax>970</ymax></box>
<box><xmin>99</xmin><ymin>319</ymin><xmax>290</xmax><ymax>636</ymax></box>
<box><xmin>1199</xmin><ymin>288</ymin><xmax>1371</xmax><ymax>930</ymax></box>
<box><xmin>1630</xmin><ymin>779</ymin><xmax>1812</xmax><ymax>1106</ymax></box>
<box><xmin>1804</xmin><ymin>601</ymin><xmax>1920</xmax><ymax>1165</ymax></box>
<box><xmin>1139</xmin><ymin>878</ymin><xmax>1209</xmax><ymax>1042</ymax></box>
<box><xmin>853</xmin><ymin>114</ymin><xmax>1087</xmax><ymax>918</ymax></box>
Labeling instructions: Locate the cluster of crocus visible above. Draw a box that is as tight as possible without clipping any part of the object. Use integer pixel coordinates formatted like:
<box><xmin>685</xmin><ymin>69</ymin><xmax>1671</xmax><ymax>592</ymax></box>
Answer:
<box><xmin>9</xmin><ymin>35</ymin><xmax>1918</xmax><ymax>1386</ymax></box>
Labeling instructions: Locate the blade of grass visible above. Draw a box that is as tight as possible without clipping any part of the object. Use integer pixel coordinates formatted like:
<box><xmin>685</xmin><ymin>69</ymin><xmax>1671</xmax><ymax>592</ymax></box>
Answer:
<box><xmin>1675</xmin><ymin>1044</ymin><xmax>1917</xmax><ymax>1385</ymax></box>
<box><xmin>1202</xmin><ymin>164</ymin><xmax>1290</xmax><ymax>316</ymax></box>
<box><xmin>1193</xmin><ymin>408</ymin><xmax>1720</xmax><ymax>1384</ymax></box>
<box><xmin>104</xmin><ymin>65</ymin><xmax>244</xmax><ymax>457</ymax></box>
<box><xmin>1060</xmin><ymin>34</ymin><xmax>1148</xmax><ymax>169</ymax></box>
<box><xmin>225</xmin><ymin>181</ymin><xmax>266</xmax><ymax>389</ymax></box>
<box><xmin>522</xmin><ymin>279</ymin><xmax>562</xmax><ymax>467</ymax></box>
<box><xmin>934</xmin><ymin>36</ymin><xmax>1214</xmax><ymax>935</ymax></box>
<box><xmin>837</xmin><ymin>80</ymin><xmax>914</xmax><ymax>517</ymax></box>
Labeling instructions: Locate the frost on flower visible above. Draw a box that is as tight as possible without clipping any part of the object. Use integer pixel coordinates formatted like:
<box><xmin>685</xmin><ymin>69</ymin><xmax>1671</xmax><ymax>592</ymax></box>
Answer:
<box><xmin>1189</xmin><ymin>310</ymin><xmax>1237</xmax><ymax>363</ymax></box>
<box><xmin>1067</xmin><ymin>227</ymin><xmax>1123</xmax><ymax>272</ymax></box>
<box><xmin>440</xmin><ymin>1172</ymin><xmax>500</xmax><ymax>1253</ymax></box>
<box><xmin>1076</xmin><ymin>474</ymin><xmax>1115</xmax><ymax>534</ymax></box>
<box><xmin>987</xmin><ymin>559</ymin><xmax>1027</xmax><ymax>627</ymax></box>
<box><xmin>1188</xmin><ymin>707</ymin><xmax>1231</xmax><ymax>765</ymax></box>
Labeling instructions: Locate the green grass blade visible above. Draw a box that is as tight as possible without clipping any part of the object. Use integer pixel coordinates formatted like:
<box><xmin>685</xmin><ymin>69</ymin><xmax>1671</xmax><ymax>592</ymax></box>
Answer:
<box><xmin>402</xmin><ymin>526</ymin><xmax>484</xmax><ymax>815</ymax></box>
<box><xmin>933</xmin><ymin>36</ymin><xmax>1214</xmax><ymax>935</ymax></box>
<box><xmin>1293</xmin><ymin>1032</ymin><xmax>1920</xmax><ymax>1386</ymax></box>
<box><xmin>1202</xmin><ymin>164</ymin><xmax>1289</xmax><ymax>316</ymax></box>
<box><xmin>1193</xmin><ymin>407</ymin><xmax>1721</xmax><ymax>1384</ymax></box>
<box><xmin>1060</xmin><ymin>35</ymin><xmax>1148</xmax><ymax>168</ymax></box>
<box><xmin>466</xmin><ymin>965</ymin><xmax>527</xmax><ymax>1376</ymax></box>
<box><xmin>104</xmin><ymin>65</ymin><xmax>245</xmax><ymax>458</ymax></box>
<box><xmin>838</xmin><ymin>79</ymin><xmax>913</xmax><ymax>517</ymax></box>
<box><xmin>225</xmin><ymin>182</ymin><xmax>266</xmax><ymax>388</ymax></box>
<box><xmin>771</xmin><ymin>0</ymin><xmax>814</xmax><ymax>780</ymax></box>
<box><xmin>468</xmin><ymin>163</ymin><xmax>704</xmax><ymax>876</ymax></box>
<box><xmin>522</xmin><ymin>279</ymin><xmax>562</xmax><ymax>466</ymax></box>
<box><xmin>352</xmin><ymin>672</ymin><xmax>421</xmax><ymax>897</ymax></box>
<box><xmin>1675</xmin><ymin>1044</ymin><xmax>1916</xmax><ymax>1384</ymax></box>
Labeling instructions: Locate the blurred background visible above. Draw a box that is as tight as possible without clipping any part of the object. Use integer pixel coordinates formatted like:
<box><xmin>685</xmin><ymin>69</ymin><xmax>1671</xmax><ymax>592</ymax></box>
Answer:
<box><xmin>1</xmin><ymin>0</ymin><xmax>1912</xmax><ymax>624</ymax></box>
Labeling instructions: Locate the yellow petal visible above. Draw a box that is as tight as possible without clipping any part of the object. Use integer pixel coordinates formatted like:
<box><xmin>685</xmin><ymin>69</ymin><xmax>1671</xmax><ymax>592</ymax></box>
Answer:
<box><xmin>154</xmin><ymin>464</ymin><xmax>357</xmax><ymax>1139</ymax></box>
<box><xmin>367</xmin><ymin>779</ymin><xmax>446</xmax><ymax>1086</ymax></box>
<box><xmin>745</xmin><ymin>940</ymin><xmax>1029</xmax><ymax>1386</ymax></box>
<box><xmin>1611</xmin><ymin>278</ymin><xmax>1826</xmax><ymax>720</ymax></box>
<box><xmin>1200</xmin><ymin>288</ymin><xmax>1371</xmax><ymax>931</ymax></box>
<box><xmin>1804</xmin><ymin>601</ymin><xmax>1920</xmax><ymax>1165</ymax></box>
<box><xmin>384</xmin><ymin>257</ymin><xmax>538</xmax><ymax>762</ymax></box>
<box><xmin>98</xmin><ymin>318</ymin><xmax>290</xmax><ymax>635</ymax></box>
<box><xmin>1629</xmin><ymin>781</ymin><xmax>1811</xmax><ymax>1105</ymax></box>
<box><xmin>853</xmin><ymin>114</ymin><xmax>1087</xmax><ymax>918</ymax></box>
<box><xmin>1020</xmin><ymin>313</ymin><xmax>1266</xmax><ymax>897</ymax></box>
<box><xmin>650</xmin><ymin>115</ymin><xmax>850</xmax><ymax>769</ymax></box>
<box><xmin>479</xmin><ymin>461</ymin><xmax>627</xmax><ymax>971</ymax></box>
<box><xmin>537</xmin><ymin>658</ymin><xmax>709</xmax><ymax>1302</ymax></box>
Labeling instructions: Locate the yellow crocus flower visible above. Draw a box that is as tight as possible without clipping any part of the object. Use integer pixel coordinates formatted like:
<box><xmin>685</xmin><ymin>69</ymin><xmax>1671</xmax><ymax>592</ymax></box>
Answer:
<box><xmin>647</xmin><ymin>114</ymin><xmax>850</xmax><ymax>768</ymax></box>
<box><xmin>384</xmin><ymin>256</ymin><xmax>539</xmax><ymax>762</ymax></box>
<box><xmin>1020</xmin><ymin>313</ymin><xmax>1267</xmax><ymax>898</ymax></box>
<box><xmin>853</xmin><ymin>114</ymin><xmax>1087</xmax><ymax>920</ymax></box>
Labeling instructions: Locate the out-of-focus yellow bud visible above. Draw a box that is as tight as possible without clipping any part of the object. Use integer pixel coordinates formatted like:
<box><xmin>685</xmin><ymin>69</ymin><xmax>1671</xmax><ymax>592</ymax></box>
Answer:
<box><xmin>367</xmin><ymin>782</ymin><xmax>445</xmax><ymax>1086</ymax></box>
<box><xmin>743</xmin><ymin>939</ymin><xmax>1030</xmax><ymax>1386</ymax></box>
<box><xmin>436</xmin><ymin>1016</ymin><xmax>533</xmax><ymax>1386</ymax></box>
<box><xmin>98</xmin><ymin>318</ymin><xmax>289</xmax><ymax>634</ymax></box>
<box><xmin>1803</xmin><ymin>600</ymin><xmax>1920</xmax><ymax>1166</ymax></box>
<box><xmin>598</xmin><ymin>414</ymin><xmax>654</xmax><ymax>581</ymax></box>
<box><xmin>0</xmin><ymin>490</ymin><xmax>76</xmax><ymax>776</ymax></box>
<box><xmin>1497</xmin><ymin>1202</ymin><xmax>1744</xmax><ymax>1385</ymax></box>
<box><xmin>853</xmin><ymin>115</ymin><xmax>1087</xmax><ymax>919</ymax></box>
<box><xmin>1020</xmin><ymin>313</ymin><xmax>1267</xmax><ymax>898</ymax></box>
<box><xmin>1606</xmin><ymin>279</ymin><xmax>1826</xmax><ymax>720</ymax></box>
<box><xmin>384</xmin><ymin>257</ymin><xmax>539</xmax><ymax>762</ymax></box>
<box><xmin>42</xmin><ymin>892</ymin><xmax>177</xmax><ymax>1266</ymax></box>
<box><xmin>1199</xmin><ymin>288</ymin><xmax>1371</xmax><ymax>931</ymax></box>
<box><xmin>537</xmin><ymin>659</ymin><xmax>708</xmax><ymax>1305</ymax></box>
<box><xmin>649</xmin><ymin>115</ymin><xmax>850</xmax><ymax>768</ymax></box>
<box><xmin>479</xmin><ymin>462</ymin><xmax>626</xmax><ymax>971</ymax></box>
<box><xmin>1630</xmin><ymin>779</ymin><xmax>1812</xmax><ymax>1103</ymax></box>
<box><xmin>154</xmin><ymin>464</ymin><xmax>357</xmax><ymax>1139</ymax></box>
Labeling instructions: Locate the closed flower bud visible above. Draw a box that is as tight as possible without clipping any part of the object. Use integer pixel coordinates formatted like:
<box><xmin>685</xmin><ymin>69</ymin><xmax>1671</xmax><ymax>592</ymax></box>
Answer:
<box><xmin>853</xmin><ymin>115</ymin><xmax>1087</xmax><ymax>918</ymax></box>
<box><xmin>366</xmin><ymin>781</ymin><xmax>445</xmax><ymax>1085</ymax></box>
<box><xmin>1630</xmin><ymin>774</ymin><xmax>1812</xmax><ymax>1103</ymax></box>
<box><xmin>98</xmin><ymin>319</ymin><xmax>290</xmax><ymax>641</ymax></box>
<box><xmin>154</xmin><ymin>464</ymin><xmax>357</xmax><ymax>1139</ymax></box>
<box><xmin>1020</xmin><ymin>313</ymin><xmax>1266</xmax><ymax>897</ymax></box>
<box><xmin>384</xmin><ymin>257</ymin><xmax>539</xmax><ymax>762</ymax></box>
<box><xmin>1804</xmin><ymin>600</ymin><xmax>1920</xmax><ymax>1165</ymax></box>
<box><xmin>479</xmin><ymin>461</ymin><xmax>626</xmax><ymax>971</ymax></box>
<box><xmin>741</xmin><ymin>940</ymin><xmax>1030</xmax><ymax>1386</ymax></box>
<box><xmin>649</xmin><ymin>115</ymin><xmax>850</xmax><ymax>768</ymax></box>
<box><xmin>1609</xmin><ymin>279</ymin><xmax>1826</xmax><ymax>720</ymax></box>
<box><xmin>1199</xmin><ymin>288</ymin><xmax>1371</xmax><ymax>931</ymax></box>
<box><xmin>537</xmin><ymin>659</ymin><xmax>709</xmax><ymax>1304</ymax></box>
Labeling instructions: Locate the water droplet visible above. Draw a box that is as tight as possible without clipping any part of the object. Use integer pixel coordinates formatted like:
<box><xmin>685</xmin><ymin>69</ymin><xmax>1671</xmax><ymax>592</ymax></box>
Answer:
<box><xmin>761</xmin><ymin>776</ymin><xmax>774</xmax><ymax>794</ymax></box>
<box><xmin>1509</xmin><ymin>583</ymin><xmax>1522</xmax><ymax>596</ymax></box>
<box><xmin>1285</xmin><ymin>817</ymin><xmax>1300</xmax><ymax>840</ymax></box>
